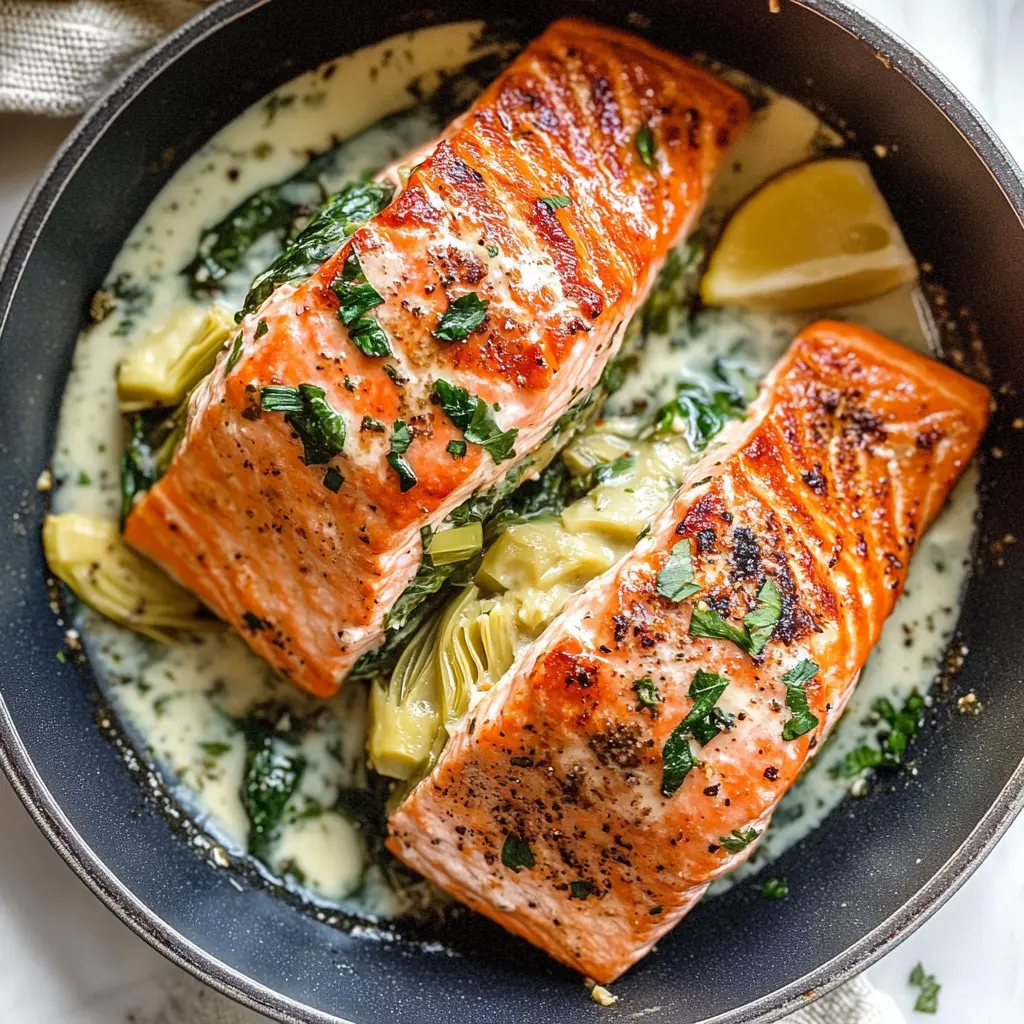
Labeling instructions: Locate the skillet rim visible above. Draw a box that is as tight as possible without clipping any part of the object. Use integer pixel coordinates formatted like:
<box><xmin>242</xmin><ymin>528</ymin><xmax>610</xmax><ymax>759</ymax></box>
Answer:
<box><xmin>1</xmin><ymin>1</ymin><xmax>1023</xmax><ymax>1021</ymax></box>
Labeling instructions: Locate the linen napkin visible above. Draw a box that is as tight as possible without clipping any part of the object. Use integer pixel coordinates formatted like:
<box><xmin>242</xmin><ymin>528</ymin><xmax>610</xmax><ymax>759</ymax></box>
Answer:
<box><xmin>0</xmin><ymin>4</ymin><xmax>907</xmax><ymax>1023</ymax></box>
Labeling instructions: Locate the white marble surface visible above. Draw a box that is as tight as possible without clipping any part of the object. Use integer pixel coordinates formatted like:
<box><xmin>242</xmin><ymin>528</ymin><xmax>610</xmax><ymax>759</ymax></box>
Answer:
<box><xmin>1</xmin><ymin>1</ymin><xmax>1023</xmax><ymax>1021</ymax></box>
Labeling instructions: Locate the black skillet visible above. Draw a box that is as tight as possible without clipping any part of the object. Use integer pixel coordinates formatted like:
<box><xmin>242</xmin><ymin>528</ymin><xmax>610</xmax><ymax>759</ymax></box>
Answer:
<box><xmin>2</xmin><ymin>1</ymin><xmax>1023</xmax><ymax>1021</ymax></box>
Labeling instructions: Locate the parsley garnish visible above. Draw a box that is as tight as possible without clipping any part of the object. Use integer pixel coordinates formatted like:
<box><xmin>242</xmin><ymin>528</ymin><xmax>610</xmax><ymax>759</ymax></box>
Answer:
<box><xmin>226</xmin><ymin>331</ymin><xmax>244</xmax><ymax>373</ymax></box>
<box><xmin>382</xmin><ymin>363</ymin><xmax>406</xmax><ymax>386</ymax></box>
<box><xmin>830</xmin><ymin>691</ymin><xmax>926</xmax><ymax>777</ymax></box>
<box><xmin>539</xmin><ymin>194</ymin><xmax>571</xmax><ymax>210</ymax></box>
<box><xmin>330</xmin><ymin>250</ymin><xmax>391</xmax><ymax>356</ymax></box>
<box><xmin>255</xmin><ymin>319</ymin><xmax>269</xmax><ymax>338</ymax></box>
<box><xmin>323</xmin><ymin>466</ymin><xmax>344</xmax><ymax>493</ymax></box>
<box><xmin>782</xmin><ymin>659</ymin><xmax>820</xmax><ymax>740</ymax></box>
<box><xmin>360</xmin><ymin>415</ymin><xmax>386</xmax><ymax>433</ymax></box>
<box><xmin>434</xmin><ymin>293</ymin><xmax>489</xmax><ymax>341</ymax></box>
<box><xmin>632</xmin><ymin>676</ymin><xmax>661</xmax><ymax>710</ymax></box>
<box><xmin>689</xmin><ymin>605</ymin><xmax>752</xmax><ymax>649</ymax></box>
<box><xmin>446</xmin><ymin>439</ymin><xmax>467</xmax><ymax>459</ymax></box>
<box><xmin>433</xmin><ymin>379</ymin><xmax>518</xmax><ymax>463</ymax></box>
<box><xmin>759</xmin><ymin>876</ymin><xmax>789</xmax><ymax>900</ymax></box>
<box><xmin>719</xmin><ymin>827</ymin><xmax>759</xmax><ymax>853</ymax></box>
<box><xmin>260</xmin><ymin>383</ymin><xmax>347</xmax><ymax>465</ymax></box>
<box><xmin>636</xmin><ymin>122</ymin><xmax>657</xmax><ymax>170</ymax></box>
<box><xmin>689</xmin><ymin>578</ymin><xmax>782</xmax><ymax>656</ymax></box>
<box><xmin>486</xmin><ymin>244</ymin><xmax>500</xmax><ymax>257</ymax></box>
<box><xmin>569</xmin><ymin>880</ymin><xmax>596</xmax><ymax>900</ymax></box>
<box><xmin>201</xmin><ymin>741</ymin><xmax>232</xmax><ymax>757</ymax></box>
<box><xmin>387</xmin><ymin>420</ymin><xmax>417</xmax><ymax>492</ymax></box>
<box><xmin>744</xmin><ymin>578</ymin><xmax>782</xmax><ymax>655</ymax></box>
<box><xmin>661</xmin><ymin>669</ymin><xmax>731</xmax><ymax>796</ymax></box>
<box><xmin>501</xmin><ymin>833</ymin><xmax>535</xmax><ymax>872</ymax></box>
<box><xmin>656</xmin><ymin>538</ymin><xmax>700</xmax><ymax>602</ymax></box>
<box><xmin>242</xmin><ymin>611</ymin><xmax>264</xmax><ymax>631</ymax></box>
<box><xmin>909</xmin><ymin>963</ymin><xmax>940</xmax><ymax>1014</ymax></box>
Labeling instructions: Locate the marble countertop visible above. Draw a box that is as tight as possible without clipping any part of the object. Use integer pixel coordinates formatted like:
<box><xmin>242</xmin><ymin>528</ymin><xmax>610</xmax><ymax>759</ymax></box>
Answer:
<box><xmin>1</xmin><ymin>1</ymin><xmax>1023</xmax><ymax>1020</ymax></box>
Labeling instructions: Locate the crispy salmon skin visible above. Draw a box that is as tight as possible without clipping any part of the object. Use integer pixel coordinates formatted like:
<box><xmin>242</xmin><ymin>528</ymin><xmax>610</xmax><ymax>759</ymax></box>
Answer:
<box><xmin>124</xmin><ymin>18</ymin><xmax>749</xmax><ymax>696</ymax></box>
<box><xmin>387</xmin><ymin>320</ymin><xmax>990</xmax><ymax>982</ymax></box>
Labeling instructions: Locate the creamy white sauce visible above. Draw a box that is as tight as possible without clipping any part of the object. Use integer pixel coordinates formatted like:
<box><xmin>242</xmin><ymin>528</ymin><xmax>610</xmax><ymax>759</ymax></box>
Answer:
<box><xmin>50</xmin><ymin>24</ymin><xmax>979</xmax><ymax>917</ymax></box>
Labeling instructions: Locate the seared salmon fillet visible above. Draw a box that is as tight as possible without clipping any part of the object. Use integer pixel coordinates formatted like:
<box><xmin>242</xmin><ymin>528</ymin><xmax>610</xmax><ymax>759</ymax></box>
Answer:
<box><xmin>124</xmin><ymin>18</ymin><xmax>749</xmax><ymax>697</ymax></box>
<box><xmin>387</xmin><ymin>320</ymin><xmax>990</xmax><ymax>982</ymax></box>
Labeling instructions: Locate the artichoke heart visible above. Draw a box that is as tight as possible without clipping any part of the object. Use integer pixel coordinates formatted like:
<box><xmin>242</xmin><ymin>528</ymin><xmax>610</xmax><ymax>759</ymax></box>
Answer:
<box><xmin>368</xmin><ymin>587</ymin><xmax>520</xmax><ymax>785</ymax></box>
<box><xmin>43</xmin><ymin>514</ymin><xmax>206</xmax><ymax>641</ymax></box>
<box><xmin>561</xmin><ymin>438</ymin><xmax>696</xmax><ymax>543</ymax></box>
<box><xmin>476</xmin><ymin>520</ymin><xmax>621</xmax><ymax>593</ymax></box>
<box><xmin>368</xmin><ymin>612</ymin><xmax>444</xmax><ymax>781</ymax></box>
<box><xmin>117</xmin><ymin>305</ymin><xmax>234</xmax><ymax>412</ymax></box>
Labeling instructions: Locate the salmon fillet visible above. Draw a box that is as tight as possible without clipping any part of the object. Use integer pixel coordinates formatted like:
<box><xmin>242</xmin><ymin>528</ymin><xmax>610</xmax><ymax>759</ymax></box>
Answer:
<box><xmin>124</xmin><ymin>18</ymin><xmax>749</xmax><ymax>697</ymax></box>
<box><xmin>387</xmin><ymin>320</ymin><xmax>990</xmax><ymax>982</ymax></box>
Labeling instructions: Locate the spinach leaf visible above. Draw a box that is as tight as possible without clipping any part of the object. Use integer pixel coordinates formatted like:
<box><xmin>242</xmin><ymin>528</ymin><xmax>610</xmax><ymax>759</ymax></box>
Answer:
<box><xmin>120</xmin><ymin>406</ymin><xmax>185</xmax><ymax>524</ymax></box>
<box><xmin>240</xmin><ymin>181</ymin><xmax>391</xmax><ymax>313</ymax></box>
<box><xmin>782</xmin><ymin>659</ymin><xmax>820</xmax><ymax>741</ymax></box>
<box><xmin>434</xmin><ymin>378</ymin><xmax>518</xmax><ymax>463</ymax></box>
<box><xmin>433</xmin><ymin>293</ymin><xmax>489</xmax><ymax>342</ymax></box>
<box><xmin>653</xmin><ymin>374</ymin><xmax>746</xmax><ymax>451</ymax></box>
<box><xmin>184</xmin><ymin>177</ymin><xmax>322</xmax><ymax>296</ymax></box>
<box><xmin>329</xmin><ymin>249</ymin><xmax>391</xmax><ymax>357</ymax></box>
<box><xmin>656</xmin><ymin>538</ymin><xmax>700</xmax><ymax>602</ymax></box>
<box><xmin>260</xmin><ymin>383</ymin><xmax>346</xmax><ymax>465</ymax></box>
<box><xmin>241</xmin><ymin>716</ymin><xmax>306</xmax><ymax>861</ymax></box>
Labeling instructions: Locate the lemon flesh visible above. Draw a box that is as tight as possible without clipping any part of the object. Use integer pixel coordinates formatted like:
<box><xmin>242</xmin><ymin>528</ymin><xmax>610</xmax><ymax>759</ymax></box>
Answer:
<box><xmin>701</xmin><ymin>158</ymin><xmax>918</xmax><ymax>312</ymax></box>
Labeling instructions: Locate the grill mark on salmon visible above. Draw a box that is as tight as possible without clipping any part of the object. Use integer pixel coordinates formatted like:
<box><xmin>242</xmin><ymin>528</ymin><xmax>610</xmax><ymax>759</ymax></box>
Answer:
<box><xmin>387</xmin><ymin>320</ymin><xmax>990</xmax><ymax>982</ymax></box>
<box><xmin>124</xmin><ymin>18</ymin><xmax>749</xmax><ymax>697</ymax></box>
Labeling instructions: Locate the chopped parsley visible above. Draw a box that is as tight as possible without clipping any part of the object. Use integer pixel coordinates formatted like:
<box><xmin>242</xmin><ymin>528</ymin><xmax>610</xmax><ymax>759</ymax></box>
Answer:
<box><xmin>330</xmin><ymin>250</ymin><xmax>391</xmax><ymax>356</ymax></box>
<box><xmin>689</xmin><ymin>605</ymin><xmax>752</xmax><ymax>649</ymax></box>
<box><xmin>501</xmin><ymin>833</ymin><xmax>535</xmax><ymax>872</ymax></box>
<box><xmin>433</xmin><ymin>292</ymin><xmax>489</xmax><ymax>341</ymax></box>
<box><xmin>446</xmin><ymin>439</ymin><xmax>467</xmax><ymax>459</ymax></box>
<box><xmin>635</xmin><ymin>122</ymin><xmax>657</xmax><ymax>170</ymax></box>
<box><xmin>689</xmin><ymin>578</ymin><xmax>782</xmax><ymax>656</ymax></box>
<box><xmin>255</xmin><ymin>319</ymin><xmax>269</xmax><ymax>338</ymax></box>
<box><xmin>661</xmin><ymin>669</ymin><xmax>731</xmax><ymax>796</ymax></box>
<box><xmin>743</xmin><ymin>578</ymin><xmax>782</xmax><ymax>655</ymax></box>
<box><xmin>260</xmin><ymin>383</ymin><xmax>346</xmax><ymax>465</ymax></box>
<box><xmin>781</xmin><ymin>659</ymin><xmax>820</xmax><ymax>741</ymax></box>
<box><xmin>656</xmin><ymin>538</ymin><xmax>700</xmax><ymax>602</ymax></box>
<box><xmin>830</xmin><ymin>691</ymin><xmax>926</xmax><ymax>777</ymax></box>
<box><xmin>382</xmin><ymin>363</ymin><xmax>406</xmax><ymax>386</ymax></box>
<box><xmin>719</xmin><ymin>827</ymin><xmax>759</xmax><ymax>853</ymax></box>
<box><xmin>569</xmin><ymin>880</ymin><xmax>596</xmax><ymax>900</ymax></box>
<box><xmin>55</xmin><ymin>650</ymin><xmax>67</xmax><ymax>664</ymax></box>
<box><xmin>759</xmin><ymin>876</ymin><xmax>789</xmax><ymax>900</ymax></box>
<box><xmin>539</xmin><ymin>194</ymin><xmax>571</xmax><ymax>210</ymax></box>
<box><xmin>433</xmin><ymin>378</ymin><xmax>518</xmax><ymax>464</ymax></box>
<box><xmin>486</xmin><ymin>244</ymin><xmax>500</xmax><ymax>257</ymax></box>
<box><xmin>632</xmin><ymin>676</ymin><xmax>661</xmax><ymax>710</ymax></box>
<box><xmin>360</xmin><ymin>415</ymin><xmax>386</xmax><ymax>433</ymax></box>
<box><xmin>909</xmin><ymin>963</ymin><xmax>940</xmax><ymax>1014</ymax></box>
<box><xmin>201</xmin><ymin>741</ymin><xmax>232</xmax><ymax>757</ymax></box>
<box><xmin>323</xmin><ymin>466</ymin><xmax>344</xmax><ymax>493</ymax></box>
<box><xmin>387</xmin><ymin>419</ymin><xmax>417</xmax><ymax>492</ymax></box>
<box><xmin>226</xmin><ymin>331</ymin><xmax>244</xmax><ymax>373</ymax></box>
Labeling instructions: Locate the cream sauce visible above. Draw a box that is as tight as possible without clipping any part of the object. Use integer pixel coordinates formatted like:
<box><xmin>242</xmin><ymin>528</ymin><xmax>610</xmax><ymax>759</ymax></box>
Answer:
<box><xmin>50</xmin><ymin>23</ymin><xmax>978</xmax><ymax>918</ymax></box>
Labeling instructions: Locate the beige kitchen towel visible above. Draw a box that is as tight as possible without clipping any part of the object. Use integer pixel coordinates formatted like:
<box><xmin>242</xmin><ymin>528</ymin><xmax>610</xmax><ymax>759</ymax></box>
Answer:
<box><xmin>0</xmin><ymin>1</ymin><xmax>213</xmax><ymax>115</ymax></box>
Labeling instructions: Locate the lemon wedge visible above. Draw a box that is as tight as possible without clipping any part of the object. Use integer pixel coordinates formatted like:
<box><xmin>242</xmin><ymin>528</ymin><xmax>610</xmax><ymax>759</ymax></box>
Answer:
<box><xmin>701</xmin><ymin>158</ymin><xmax>918</xmax><ymax>311</ymax></box>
